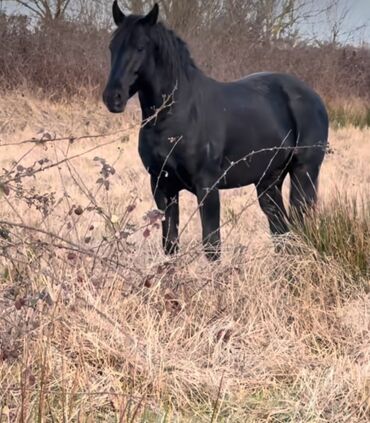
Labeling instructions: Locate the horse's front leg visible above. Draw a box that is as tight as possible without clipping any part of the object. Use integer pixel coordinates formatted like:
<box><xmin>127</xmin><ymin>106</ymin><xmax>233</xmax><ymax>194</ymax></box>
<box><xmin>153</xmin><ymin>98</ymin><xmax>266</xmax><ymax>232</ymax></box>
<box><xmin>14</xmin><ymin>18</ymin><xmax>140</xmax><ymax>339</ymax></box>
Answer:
<box><xmin>196</xmin><ymin>186</ymin><xmax>221</xmax><ymax>261</ymax></box>
<box><xmin>151</xmin><ymin>177</ymin><xmax>179</xmax><ymax>255</ymax></box>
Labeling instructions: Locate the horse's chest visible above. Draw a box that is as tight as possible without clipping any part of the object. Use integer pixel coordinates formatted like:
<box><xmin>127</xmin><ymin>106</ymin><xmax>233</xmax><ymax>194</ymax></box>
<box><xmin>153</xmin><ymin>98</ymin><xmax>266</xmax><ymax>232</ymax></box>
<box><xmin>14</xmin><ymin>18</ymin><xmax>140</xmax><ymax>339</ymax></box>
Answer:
<box><xmin>138</xmin><ymin>134</ymin><xmax>177</xmax><ymax>177</ymax></box>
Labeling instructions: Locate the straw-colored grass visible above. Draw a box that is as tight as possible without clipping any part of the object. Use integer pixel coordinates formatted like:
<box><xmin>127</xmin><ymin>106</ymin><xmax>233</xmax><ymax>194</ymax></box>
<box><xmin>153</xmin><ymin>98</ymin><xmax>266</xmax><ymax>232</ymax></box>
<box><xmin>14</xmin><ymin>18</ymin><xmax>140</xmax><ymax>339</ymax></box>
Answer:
<box><xmin>0</xmin><ymin>93</ymin><xmax>369</xmax><ymax>422</ymax></box>
<box><xmin>328</xmin><ymin>98</ymin><xmax>370</xmax><ymax>129</ymax></box>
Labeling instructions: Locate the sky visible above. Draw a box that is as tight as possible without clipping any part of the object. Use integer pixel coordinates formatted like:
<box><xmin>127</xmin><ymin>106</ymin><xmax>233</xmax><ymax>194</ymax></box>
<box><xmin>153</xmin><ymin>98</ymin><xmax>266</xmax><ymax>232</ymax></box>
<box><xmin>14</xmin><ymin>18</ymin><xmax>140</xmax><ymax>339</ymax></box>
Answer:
<box><xmin>316</xmin><ymin>0</ymin><xmax>370</xmax><ymax>44</ymax></box>
<box><xmin>349</xmin><ymin>0</ymin><xmax>370</xmax><ymax>41</ymax></box>
<box><xmin>1</xmin><ymin>0</ymin><xmax>370</xmax><ymax>44</ymax></box>
<box><xmin>347</xmin><ymin>0</ymin><xmax>370</xmax><ymax>30</ymax></box>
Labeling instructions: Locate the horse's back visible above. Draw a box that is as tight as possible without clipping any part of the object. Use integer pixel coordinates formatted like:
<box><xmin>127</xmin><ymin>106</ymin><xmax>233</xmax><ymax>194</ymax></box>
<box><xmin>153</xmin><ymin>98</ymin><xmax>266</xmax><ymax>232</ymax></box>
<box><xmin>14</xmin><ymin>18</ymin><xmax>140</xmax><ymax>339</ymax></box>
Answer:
<box><xmin>210</xmin><ymin>72</ymin><xmax>328</xmax><ymax>188</ymax></box>
<box><xmin>223</xmin><ymin>71</ymin><xmax>329</xmax><ymax>151</ymax></box>
<box><xmin>235</xmin><ymin>72</ymin><xmax>328</xmax><ymax>142</ymax></box>
<box><xmin>242</xmin><ymin>72</ymin><xmax>329</xmax><ymax>168</ymax></box>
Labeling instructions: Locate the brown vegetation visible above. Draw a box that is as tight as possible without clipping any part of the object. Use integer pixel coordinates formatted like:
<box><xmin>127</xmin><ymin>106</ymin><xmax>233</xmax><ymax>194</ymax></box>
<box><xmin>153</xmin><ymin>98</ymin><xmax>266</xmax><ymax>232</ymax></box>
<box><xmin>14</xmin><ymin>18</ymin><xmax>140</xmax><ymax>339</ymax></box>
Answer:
<box><xmin>0</xmin><ymin>1</ymin><xmax>369</xmax><ymax>420</ymax></box>
<box><xmin>1</xmin><ymin>2</ymin><xmax>370</xmax><ymax>126</ymax></box>
<box><xmin>0</xmin><ymin>94</ymin><xmax>369</xmax><ymax>421</ymax></box>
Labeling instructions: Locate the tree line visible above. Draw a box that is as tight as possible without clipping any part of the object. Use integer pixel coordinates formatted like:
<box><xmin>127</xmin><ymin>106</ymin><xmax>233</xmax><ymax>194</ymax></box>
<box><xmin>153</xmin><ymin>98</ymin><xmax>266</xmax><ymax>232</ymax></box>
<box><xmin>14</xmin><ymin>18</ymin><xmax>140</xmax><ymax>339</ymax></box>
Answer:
<box><xmin>1</xmin><ymin>0</ymin><xmax>370</xmax><ymax>126</ymax></box>
<box><xmin>3</xmin><ymin>0</ymin><xmax>367</xmax><ymax>46</ymax></box>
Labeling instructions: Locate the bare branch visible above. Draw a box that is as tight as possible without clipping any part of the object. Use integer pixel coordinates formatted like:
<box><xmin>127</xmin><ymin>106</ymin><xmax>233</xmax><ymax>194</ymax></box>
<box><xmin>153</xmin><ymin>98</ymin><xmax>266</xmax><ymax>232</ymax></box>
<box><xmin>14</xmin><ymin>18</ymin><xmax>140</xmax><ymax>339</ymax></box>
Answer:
<box><xmin>12</xmin><ymin>0</ymin><xmax>44</xmax><ymax>18</ymax></box>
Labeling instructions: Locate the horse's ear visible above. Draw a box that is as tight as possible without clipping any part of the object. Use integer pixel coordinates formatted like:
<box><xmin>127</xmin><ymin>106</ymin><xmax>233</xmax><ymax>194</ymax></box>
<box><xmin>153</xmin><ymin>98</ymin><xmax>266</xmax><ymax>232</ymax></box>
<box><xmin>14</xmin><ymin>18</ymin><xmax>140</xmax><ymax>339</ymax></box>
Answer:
<box><xmin>140</xmin><ymin>3</ymin><xmax>159</xmax><ymax>26</ymax></box>
<box><xmin>113</xmin><ymin>0</ymin><xmax>125</xmax><ymax>26</ymax></box>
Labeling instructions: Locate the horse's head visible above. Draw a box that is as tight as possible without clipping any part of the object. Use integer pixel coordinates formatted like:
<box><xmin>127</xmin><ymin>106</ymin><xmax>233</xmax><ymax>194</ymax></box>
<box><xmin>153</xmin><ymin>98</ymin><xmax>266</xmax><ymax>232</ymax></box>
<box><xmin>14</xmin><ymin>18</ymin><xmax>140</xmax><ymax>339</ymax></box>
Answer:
<box><xmin>103</xmin><ymin>1</ymin><xmax>159</xmax><ymax>113</ymax></box>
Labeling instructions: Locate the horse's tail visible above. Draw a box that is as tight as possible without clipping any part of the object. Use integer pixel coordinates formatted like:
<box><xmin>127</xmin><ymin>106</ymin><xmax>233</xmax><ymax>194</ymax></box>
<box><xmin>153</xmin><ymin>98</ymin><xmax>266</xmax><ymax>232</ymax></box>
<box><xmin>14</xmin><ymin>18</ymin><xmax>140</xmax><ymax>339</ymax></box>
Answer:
<box><xmin>283</xmin><ymin>83</ymin><xmax>329</xmax><ymax>221</ymax></box>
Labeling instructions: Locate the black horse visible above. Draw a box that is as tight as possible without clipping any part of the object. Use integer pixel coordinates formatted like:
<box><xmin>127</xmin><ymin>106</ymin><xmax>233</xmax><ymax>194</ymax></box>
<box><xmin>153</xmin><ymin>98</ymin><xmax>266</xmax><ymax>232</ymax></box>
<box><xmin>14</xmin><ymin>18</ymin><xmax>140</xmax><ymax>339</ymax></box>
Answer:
<box><xmin>103</xmin><ymin>2</ymin><xmax>329</xmax><ymax>260</ymax></box>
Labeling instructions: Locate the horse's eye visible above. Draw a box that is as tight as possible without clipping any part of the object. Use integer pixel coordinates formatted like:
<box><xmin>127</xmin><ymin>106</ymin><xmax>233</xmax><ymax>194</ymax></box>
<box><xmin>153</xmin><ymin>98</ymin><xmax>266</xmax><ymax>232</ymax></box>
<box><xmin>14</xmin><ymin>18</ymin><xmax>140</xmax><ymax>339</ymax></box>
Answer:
<box><xmin>137</xmin><ymin>46</ymin><xmax>145</xmax><ymax>52</ymax></box>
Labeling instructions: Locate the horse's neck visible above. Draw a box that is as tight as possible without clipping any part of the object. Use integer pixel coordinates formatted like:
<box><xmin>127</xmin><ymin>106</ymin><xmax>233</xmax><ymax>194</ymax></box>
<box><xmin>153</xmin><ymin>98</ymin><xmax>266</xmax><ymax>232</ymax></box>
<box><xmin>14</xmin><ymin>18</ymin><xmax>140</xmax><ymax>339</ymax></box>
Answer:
<box><xmin>138</xmin><ymin>78</ymin><xmax>176</xmax><ymax>119</ymax></box>
<box><xmin>138</xmin><ymin>64</ymin><xmax>202</xmax><ymax>121</ymax></box>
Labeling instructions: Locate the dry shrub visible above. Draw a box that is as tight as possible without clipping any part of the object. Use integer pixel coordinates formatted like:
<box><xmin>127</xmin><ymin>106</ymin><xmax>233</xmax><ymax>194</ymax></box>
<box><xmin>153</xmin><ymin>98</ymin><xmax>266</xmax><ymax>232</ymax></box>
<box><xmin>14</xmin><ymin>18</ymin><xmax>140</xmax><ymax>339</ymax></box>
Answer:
<box><xmin>1</xmin><ymin>11</ymin><xmax>370</xmax><ymax>126</ymax></box>
<box><xmin>0</xmin><ymin>14</ymin><xmax>109</xmax><ymax>99</ymax></box>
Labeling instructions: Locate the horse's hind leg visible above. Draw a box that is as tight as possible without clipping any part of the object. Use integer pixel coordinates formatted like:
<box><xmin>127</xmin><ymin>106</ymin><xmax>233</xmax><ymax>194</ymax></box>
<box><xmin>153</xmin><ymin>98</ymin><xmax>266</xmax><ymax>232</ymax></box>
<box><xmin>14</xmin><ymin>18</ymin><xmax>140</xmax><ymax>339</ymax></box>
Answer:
<box><xmin>289</xmin><ymin>162</ymin><xmax>320</xmax><ymax>224</ymax></box>
<box><xmin>256</xmin><ymin>172</ymin><xmax>289</xmax><ymax>237</ymax></box>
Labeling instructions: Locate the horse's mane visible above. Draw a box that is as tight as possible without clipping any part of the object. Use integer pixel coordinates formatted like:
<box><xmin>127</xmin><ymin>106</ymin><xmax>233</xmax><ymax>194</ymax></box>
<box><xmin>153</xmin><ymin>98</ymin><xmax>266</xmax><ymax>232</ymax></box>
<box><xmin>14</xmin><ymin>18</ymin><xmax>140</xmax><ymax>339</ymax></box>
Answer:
<box><xmin>113</xmin><ymin>16</ymin><xmax>199</xmax><ymax>82</ymax></box>
<box><xmin>150</xmin><ymin>22</ymin><xmax>199</xmax><ymax>81</ymax></box>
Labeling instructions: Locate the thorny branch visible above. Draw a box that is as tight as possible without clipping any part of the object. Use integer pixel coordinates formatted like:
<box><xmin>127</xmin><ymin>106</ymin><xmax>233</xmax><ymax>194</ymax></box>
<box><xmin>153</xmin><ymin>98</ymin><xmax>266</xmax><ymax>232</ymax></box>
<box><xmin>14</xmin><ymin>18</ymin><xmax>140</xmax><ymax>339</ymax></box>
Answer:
<box><xmin>0</xmin><ymin>90</ymin><xmax>186</xmax><ymax>292</ymax></box>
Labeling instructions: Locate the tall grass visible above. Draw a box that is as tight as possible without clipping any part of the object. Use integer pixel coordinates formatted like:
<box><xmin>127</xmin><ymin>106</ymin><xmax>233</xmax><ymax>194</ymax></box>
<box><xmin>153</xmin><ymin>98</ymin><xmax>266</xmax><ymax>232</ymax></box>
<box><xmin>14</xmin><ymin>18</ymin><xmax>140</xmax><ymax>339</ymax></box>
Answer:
<box><xmin>0</xmin><ymin>95</ymin><xmax>369</xmax><ymax>421</ymax></box>
<box><xmin>328</xmin><ymin>102</ymin><xmax>370</xmax><ymax>129</ymax></box>
<box><xmin>295</xmin><ymin>194</ymin><xmax>370</xmax><ymax>283</ymax></box>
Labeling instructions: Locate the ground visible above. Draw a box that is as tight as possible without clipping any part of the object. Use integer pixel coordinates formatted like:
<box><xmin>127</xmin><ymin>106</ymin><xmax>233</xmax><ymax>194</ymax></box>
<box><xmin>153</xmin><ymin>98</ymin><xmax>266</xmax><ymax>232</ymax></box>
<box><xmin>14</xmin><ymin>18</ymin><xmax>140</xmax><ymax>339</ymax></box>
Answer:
<box><xmin>0</xmin><ymin>93</ymin><xmax>369</xmax><ymax>422</ymax></box>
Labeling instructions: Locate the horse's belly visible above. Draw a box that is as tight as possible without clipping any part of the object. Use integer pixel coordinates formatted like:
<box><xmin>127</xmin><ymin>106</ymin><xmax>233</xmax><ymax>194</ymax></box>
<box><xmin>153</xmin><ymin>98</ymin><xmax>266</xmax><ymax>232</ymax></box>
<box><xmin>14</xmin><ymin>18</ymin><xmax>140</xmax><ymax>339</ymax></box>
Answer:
<box><xmin>218</xmin><ymin>147</ymin><xmax>290</xmax><ymax>189</ymax></box>
<box><xmin>217</xmin><ymin>162</ymin><xmax>257</xmax><ymax>188</ymax></box>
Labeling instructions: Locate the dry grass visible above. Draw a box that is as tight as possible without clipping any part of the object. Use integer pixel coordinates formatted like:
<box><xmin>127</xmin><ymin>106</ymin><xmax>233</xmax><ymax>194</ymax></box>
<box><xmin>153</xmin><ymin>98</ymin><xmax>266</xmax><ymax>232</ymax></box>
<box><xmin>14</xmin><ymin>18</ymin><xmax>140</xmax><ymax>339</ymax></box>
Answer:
<box><xmin>328</xmin><ymin>98</ymin><xmax>370</xmax><ymax>129</ymax></box>
<box><xmin>0</xmin><ymin>93</ymin><xmax>369</xmax><ymax>422</ymax></box>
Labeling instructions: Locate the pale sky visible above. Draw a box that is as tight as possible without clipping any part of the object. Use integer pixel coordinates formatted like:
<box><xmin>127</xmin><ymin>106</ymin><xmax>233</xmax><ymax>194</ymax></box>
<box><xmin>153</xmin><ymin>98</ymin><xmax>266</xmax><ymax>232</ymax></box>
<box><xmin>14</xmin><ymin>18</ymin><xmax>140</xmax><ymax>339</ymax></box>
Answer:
<box><xmin>348</xmin><ymin>0</ymin><xmax>370</xmax><ymax>26</ymax></box>
<box><xmin>314</xmin><ymin>0</ymin><xmax>370</xmax><ymax>43</ymax></box>
<box><xmin>346</xmin><ymin>0</ymin><xmax>370</xmax><ymax>41</ymax></box>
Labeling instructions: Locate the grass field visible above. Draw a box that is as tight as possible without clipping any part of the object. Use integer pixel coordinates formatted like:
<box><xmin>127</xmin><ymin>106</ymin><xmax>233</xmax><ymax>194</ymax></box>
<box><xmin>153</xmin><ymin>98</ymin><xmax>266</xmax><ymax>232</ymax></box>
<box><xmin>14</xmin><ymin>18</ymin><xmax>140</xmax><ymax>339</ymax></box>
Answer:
<box><xmin>0</xmin><ymin>93</ymin><xmax>369</xmax><ymax>422</ymax></box>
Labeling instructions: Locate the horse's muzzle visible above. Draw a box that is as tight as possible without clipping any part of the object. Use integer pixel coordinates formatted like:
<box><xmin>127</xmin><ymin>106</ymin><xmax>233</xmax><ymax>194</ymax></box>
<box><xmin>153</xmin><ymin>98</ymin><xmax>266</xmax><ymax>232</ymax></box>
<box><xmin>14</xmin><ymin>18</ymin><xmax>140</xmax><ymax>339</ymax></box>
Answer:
<box><xmin>103</xmin><ymin>89</ymin><xmax>127</xmax><ymax>114</ymax></box>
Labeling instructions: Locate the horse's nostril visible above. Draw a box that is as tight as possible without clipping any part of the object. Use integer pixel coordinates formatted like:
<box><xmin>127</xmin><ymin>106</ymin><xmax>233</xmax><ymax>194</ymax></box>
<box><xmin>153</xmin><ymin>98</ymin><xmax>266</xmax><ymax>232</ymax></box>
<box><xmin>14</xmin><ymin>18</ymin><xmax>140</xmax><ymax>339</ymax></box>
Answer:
<box><xmin>113</xmin><ymin>92</ymin><xmax>122</xmax><ymax>104</ymax></box>
<box><xmin>103</xmin><ymin>89</ymin><xmax>125</xmax><ymax>112</ymax></box>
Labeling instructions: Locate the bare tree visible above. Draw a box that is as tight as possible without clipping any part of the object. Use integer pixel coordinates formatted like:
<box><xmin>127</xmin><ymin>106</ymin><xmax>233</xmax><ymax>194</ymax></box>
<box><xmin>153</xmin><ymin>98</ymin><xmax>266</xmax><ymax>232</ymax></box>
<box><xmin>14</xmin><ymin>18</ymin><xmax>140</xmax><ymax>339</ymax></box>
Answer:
<box><xmin>9</xmin><ymin>0</ymin><xmax>367</xmax><ymax>47</ymax></box>
<box><xmin>254</xmin><ymin>0</ymin><xmax>297</xmax><ymax>42</ymax></box>
<box><xmin>12</xmin><ymin>0</ymin><xmax>72</xmax><ymax>21</ymax></box>
<box><xmin>324</xmin><ymin>0</ymin><xmax>367</xmax><ymax>45</ymax></box>
<box><xmin>114</xmin><ymin>0</ymin><xmax>212</xmax><ymax>32</ymax></box>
